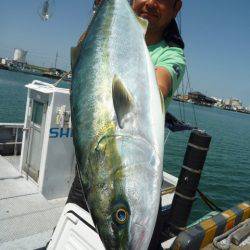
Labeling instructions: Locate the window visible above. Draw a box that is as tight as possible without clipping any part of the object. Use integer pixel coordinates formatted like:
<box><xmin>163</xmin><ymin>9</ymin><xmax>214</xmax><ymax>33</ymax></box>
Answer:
<box><xmin>31</xmin><ymin>101</ymin><xmax>44</xmax><ymax>125</ymax></box>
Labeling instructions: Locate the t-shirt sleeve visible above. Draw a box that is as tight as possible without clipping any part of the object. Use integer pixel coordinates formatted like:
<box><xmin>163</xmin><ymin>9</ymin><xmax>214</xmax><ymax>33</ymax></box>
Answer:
<box><xmin>155</xmin><ymin>47</ymin><xmax>186</xmax><ymax>98</ymax></box>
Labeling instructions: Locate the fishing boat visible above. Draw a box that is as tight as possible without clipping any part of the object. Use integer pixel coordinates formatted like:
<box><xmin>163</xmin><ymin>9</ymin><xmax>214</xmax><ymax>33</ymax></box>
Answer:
<box><xmin>0</xmin><ymin>79</ymin><xmax>249</xmax><ymax>249</ymax></box>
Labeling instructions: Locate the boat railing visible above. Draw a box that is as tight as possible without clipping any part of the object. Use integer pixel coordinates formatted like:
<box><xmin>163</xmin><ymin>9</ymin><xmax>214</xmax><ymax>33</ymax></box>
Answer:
<box><xmin>0</xmin><ymin>123</ymin><xmax>24</xmax><ymax>156</ymax></box>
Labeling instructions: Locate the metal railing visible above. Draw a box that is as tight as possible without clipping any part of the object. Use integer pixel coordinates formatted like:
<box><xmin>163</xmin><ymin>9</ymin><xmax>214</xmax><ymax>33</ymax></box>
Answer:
<box><xmin>0</xmin><ymin>123</ymin><xmax>24</xmax><ymax>156</ymax></box>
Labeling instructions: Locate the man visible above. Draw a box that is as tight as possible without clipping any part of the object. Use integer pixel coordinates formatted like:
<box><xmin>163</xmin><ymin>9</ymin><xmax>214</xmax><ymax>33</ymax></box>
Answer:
<box><xmin>67</xmin><ymin>0</ymin><xmax>185</xmax><ymax>247</ymax></box>
<box><xmin>92</xmin><ymin>0</ymin><xmax>186</xmax><ymax>109</ymax></box>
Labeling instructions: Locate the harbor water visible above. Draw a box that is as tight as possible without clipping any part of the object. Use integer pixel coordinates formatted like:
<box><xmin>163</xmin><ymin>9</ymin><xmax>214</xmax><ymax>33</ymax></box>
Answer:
<box><xmin>0</xmin><ymin>69</ymin><xmax>249</xmax><ymax>223</ymax></box>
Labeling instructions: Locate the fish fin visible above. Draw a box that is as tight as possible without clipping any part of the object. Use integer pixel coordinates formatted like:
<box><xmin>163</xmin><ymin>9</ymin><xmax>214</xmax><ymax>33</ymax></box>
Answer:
<box><xmin>70</xmin><ymin>44</ymin><xmax>81</xmax><ymax>70</ymax></box>
<box><xmin>159</xmin><ymin>88</ymin><xmax>165</xmax><ymax>114</ymax></box>
<box><xmin>71</xmin><ymin>32</ymin><xmax>88</xmax><ymax>69</ymax></box>
<box><xmin>112</xmin><ymin>75</ymin><xmax>133</xmax><ymax>129</ymax></box>
<box><xmin>136</xmin><ymin>16</ymin><xmax>148</xmax><ymax>35</ymax></box>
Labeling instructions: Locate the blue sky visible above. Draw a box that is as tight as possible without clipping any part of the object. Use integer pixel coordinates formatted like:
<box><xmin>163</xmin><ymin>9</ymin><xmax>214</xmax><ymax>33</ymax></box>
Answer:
<box><xmin>0</xmin><ymin>0</ymin><xmax>250</xmax><ymax>106</ymax></box>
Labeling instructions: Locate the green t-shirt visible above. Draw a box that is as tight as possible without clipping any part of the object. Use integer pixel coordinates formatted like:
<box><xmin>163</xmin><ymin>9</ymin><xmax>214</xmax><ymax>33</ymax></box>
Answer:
<box><xmin>148</xmin><ymin>40</ymin><xmax>186</xmax><ymax>109</ymax></box>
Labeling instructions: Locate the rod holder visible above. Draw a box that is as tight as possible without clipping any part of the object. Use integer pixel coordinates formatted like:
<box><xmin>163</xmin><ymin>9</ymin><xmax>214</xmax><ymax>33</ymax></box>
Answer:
<box><xmin>167</xmin><ymin>129</ymin><xmax>212</xmax><ymax>236</ymax></box>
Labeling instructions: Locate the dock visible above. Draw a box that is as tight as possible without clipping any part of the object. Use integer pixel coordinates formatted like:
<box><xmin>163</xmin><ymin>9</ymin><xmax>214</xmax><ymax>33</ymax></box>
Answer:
<box><xmin>0</xmin><ymin>155</ymin><xmax>65</xmax><ymax>249</ymax></box>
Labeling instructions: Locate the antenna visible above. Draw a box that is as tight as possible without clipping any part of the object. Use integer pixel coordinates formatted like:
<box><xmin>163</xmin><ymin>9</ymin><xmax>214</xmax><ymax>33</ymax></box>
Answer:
<box><xmin>54</xmin><ymin>50</ymin><xmax>58</xmax><ymax>69</ymax></box>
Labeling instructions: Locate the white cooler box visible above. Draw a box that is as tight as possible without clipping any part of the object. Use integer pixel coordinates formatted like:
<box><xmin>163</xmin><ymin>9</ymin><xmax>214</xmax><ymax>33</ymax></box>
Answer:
<box><xmin>47</xmin><ymin>203</ymin><xmax>105</xmax><ymax>250</ymax></box>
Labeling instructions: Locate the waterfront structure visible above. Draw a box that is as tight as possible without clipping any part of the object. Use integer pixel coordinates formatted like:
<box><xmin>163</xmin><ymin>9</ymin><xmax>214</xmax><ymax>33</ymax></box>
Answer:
<box><xmin>223</xmin><ymin>98</ymin><xmax>242</xmax><ymax>108</ymax></box>
<box><xmin>173</xmin><ymin>93</ymin><xmax>250</xmax><ymax>114</ymax></box>
<box><xmin>0</xmin><ymin>58</ymin><xmax>9</xmax><ymax>69</ymax></box>
<box><xmin>1</xmin><ymin>58</ymin><xmax>6</xmax><ymax>65</ymax></box>
<box><xmin>173</xmin><ymin>94</ymin><xmax>189</xmax><ymax>102</ymax></box>
<box><xmin>220</xmin><ymin>97</ymin><xmax>248</xmax><ymax>112</ymax></box>
<box><xmin>13</xmin><ymin>48</ymin><xmax>28</xmax><ymax>63</ymax></box>
<box><xmin>230</xmin><ymin>98</ymin><xmax>242</xmax><ymax>109</ymax></box>
<box><xmin>0</xmin><ymin>48</ymin><xmax>71</xmax><ymax>81</ymax></box>
<box><xmin>188</xmin><ymin>91</ymin><xmax>217</xmax><ymax>106</ymax></box>
<box><xmin>211</xmin><ymin>96</ymin><xmax>222</xmax><ymax>103</ymax></box>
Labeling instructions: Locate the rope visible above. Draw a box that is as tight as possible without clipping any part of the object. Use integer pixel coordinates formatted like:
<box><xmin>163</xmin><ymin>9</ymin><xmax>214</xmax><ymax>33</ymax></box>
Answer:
<box><xmin>175</xmin><ymin>88</ymin><xmax>184</xmax><ymax>121</ymax></box>
<box><xmin>175</xmin><ymin>11</ymin><xmax>186</xmax><ymax>123</ymax></box>
<box><xmin>186</xmin><ymin>66</ymin><xmax>198</xmax><ymax>128</ymax></box>
<box><xmin>176</xmin><ymin>9</ymin><xmax>182</xmax><ymax>35</ymax></box>
<box><xmin>75</xmin><ymin>162</ymin><xmax>91</xmax><ymax>213</ymax></box>
<box><xmin>176</xmin><ymin>10</ymin><xmax>199</xmax><ymax>129</ymax></box>
<box><xmin>197</xmin><ymin>188</ymin><xmax>223</xmax><ymax>212</ymax></box>
<box><xmin>52</xmin><ymin>71</ymin><xmax>71</xmax><ymax>87</ymax></box>
<box><xmin>164</xmin><ymin>130</ymin><xmax>171</xmax><ymax>145</ymax></box>
<box><xmin>213</xmin><ymin>219</ymin><xmax>250</xmax><ymax>249</ymax></box>
<box><xmin>181</xmin><ymin>79</ymin><xmax>186</xmax><ymax>121</ymax></box>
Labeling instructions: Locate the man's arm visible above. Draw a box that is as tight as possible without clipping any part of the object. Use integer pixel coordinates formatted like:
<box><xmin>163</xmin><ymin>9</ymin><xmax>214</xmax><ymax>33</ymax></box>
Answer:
<box><xmin>153</xmin><ymin>47</ymin><xmax>186</xmax><ymax>102</ymax></box>
<box><xmin>155</xmin><ymin>67</ymin><xmax>173</xmax><ymax>97</ymax></box>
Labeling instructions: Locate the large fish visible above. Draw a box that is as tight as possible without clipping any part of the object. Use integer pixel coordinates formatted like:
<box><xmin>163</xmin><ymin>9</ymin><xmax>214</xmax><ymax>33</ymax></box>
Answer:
<box><xmin>70</xmin><ymin>0</ymin><xmax>165</xmax><ymax>249</ymax></box>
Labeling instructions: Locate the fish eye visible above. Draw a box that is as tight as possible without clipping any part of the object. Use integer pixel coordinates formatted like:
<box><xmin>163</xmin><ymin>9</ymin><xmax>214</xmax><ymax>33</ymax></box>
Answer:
<box><xmin>115</xmin><ymin>208</ymin><xmax>129</xmax><ymax>224</ymax></box>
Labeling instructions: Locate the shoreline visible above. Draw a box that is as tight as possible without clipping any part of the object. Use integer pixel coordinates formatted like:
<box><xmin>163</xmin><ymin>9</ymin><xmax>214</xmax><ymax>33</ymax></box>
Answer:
<box><xmin>0</xmin><ymin>66</ymin><xmax>71</xmax><ymax>83</ymax></box>
<box><xmin>173</xmin><ymin>99</ymin><xmax>250</xmax><ymax>115</ymax></box>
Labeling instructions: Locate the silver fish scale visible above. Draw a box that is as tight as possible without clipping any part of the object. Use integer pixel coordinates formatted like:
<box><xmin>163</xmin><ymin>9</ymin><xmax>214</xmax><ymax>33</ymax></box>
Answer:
<box><xmin>108</xmin><ymin>0</ymin><xmax>161</xmax><ymax>145</ymax></box>
<box><xmin>71</xmin><ymin>0</ymin><xmax>165</xmax><ymax>249</ymax></box>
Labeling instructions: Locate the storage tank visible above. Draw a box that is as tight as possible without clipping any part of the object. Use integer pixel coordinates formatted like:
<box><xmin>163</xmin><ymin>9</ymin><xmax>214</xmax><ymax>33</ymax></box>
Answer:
<box><xmin>13</xmin><ymin>48</ymin><xmax>27</xmax><ymax>63</ymax></box>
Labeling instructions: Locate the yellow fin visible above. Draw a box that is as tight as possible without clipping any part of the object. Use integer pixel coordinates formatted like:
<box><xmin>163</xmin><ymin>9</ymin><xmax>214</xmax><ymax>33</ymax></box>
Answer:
<box><xmin>71</xmin><ymin>32</ymin><xmax>88</xmax><ymax>70</ymax></box>
<box><xmin>159</xmin><ymin>88</ymin><xmax>165</xmax><ymax>114</ymax></box>
<box><xmin>112</xmin><ymin>75</ymin><xmax>133</xmax><ymax>129</ymax></box>
<box><xmin>70</xmin><ymin>44</ymin><xmax>81</xmax><ymax>70</ymax></box>
<box><xmin>136</xmin><ymin>16</ymin><xmax>148</xmax><ymax>35</ymax></box>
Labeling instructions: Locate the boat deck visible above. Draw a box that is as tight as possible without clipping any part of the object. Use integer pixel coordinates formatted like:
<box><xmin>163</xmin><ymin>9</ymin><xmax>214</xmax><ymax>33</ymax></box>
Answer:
<box><xmin>0</xmin><ymin>155</ymin><xmax>177</xmax><ymax>249</ymax></box>
<box><xmin>0</xmin><ymin>155</ymin><xmax>65</xmax><ymax>249</ymax></box>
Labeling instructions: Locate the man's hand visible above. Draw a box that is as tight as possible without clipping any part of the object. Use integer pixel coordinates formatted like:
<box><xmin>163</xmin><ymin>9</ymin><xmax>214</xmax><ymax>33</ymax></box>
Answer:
<box><xmin>155</xmin><ymin>67</ymin><xmax>172</xmax><ymax>97</ymax></box>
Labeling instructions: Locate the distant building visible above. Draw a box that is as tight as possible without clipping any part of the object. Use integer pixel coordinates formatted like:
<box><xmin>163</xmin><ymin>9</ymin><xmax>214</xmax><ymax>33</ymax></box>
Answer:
<box><xmin>224</xmin><ymin>99</ymin><xmax>231</xmax><ymax>106</ymax></box>
<box><xmin>211</xmin><ymin>96</ymin><xmax>222</xmax><ymax>102</ymax></box>
<box><xmin>230</xmin><ymin>98</ymin><xmax>242</xmax><ymax>109</ymax></box>
<box><xmin>222</xmin><ymin>98</ymin><xmax>243</xmax><ymax>111</ymax></box>
<box><xmin>174</xmin><ymin>94</ymin><xmax>189</xmax><ymax>102</ymax></box>
<box><xmin>1</xmin><ymin>58</ymin><xmax>6</xmax><ymax>65</ymax></box>
<box><xmin>13</xmin><ymin>48</ymin><xmax>28</xmax><ymax>63</ymax></box>
<box><xmin>0</xmin><ymin>57</ymin><xmax>8</xmax><ymax>69</ymax></box>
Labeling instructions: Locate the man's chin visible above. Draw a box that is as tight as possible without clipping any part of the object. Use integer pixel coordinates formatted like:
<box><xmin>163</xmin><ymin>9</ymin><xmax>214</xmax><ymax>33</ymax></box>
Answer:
<box><xmin>140</xmin><ymin>13</ymin><xmax>158</xmax><ymax>23</ymax></box>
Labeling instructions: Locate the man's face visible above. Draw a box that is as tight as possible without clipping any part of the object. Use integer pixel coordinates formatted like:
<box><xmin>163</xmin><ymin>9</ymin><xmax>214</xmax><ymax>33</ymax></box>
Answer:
<box><xmin>132</xmin><ymin>0</ymin><xmax>181</xmax><ymax>31</ymax></box>
<box><xmin>94</xmin><ymin>0</ymin><xmax>102</xmax><ymax>5</ymax></box>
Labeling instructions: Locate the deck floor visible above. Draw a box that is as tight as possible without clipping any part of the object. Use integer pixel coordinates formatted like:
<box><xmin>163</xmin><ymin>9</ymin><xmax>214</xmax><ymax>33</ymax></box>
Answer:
<box><xmin>0</xmin><ymin>156</ymin><xmax>177</xmax><ymax>249</ymax></box>
<box><xmin>0</xmin><ymin>156</ymin><xmax>66</xmax><ymax>249</ymax></box>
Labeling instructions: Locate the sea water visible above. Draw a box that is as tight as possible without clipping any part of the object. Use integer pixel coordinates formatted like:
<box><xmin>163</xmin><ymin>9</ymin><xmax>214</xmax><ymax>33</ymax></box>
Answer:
<box><xmin>167</xmin><ymin>99</ymin><xmax>250</xmax><ymax>221</ymax></box>
<box><xmin>0</xmin><ymin>69</ymin><xmax>69</xmax><ymax>123</ymax></box>
<box><xmin>0</xmin><ymin>69</ymin><xmax>249</xmax><ymax>222</ymax></box>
